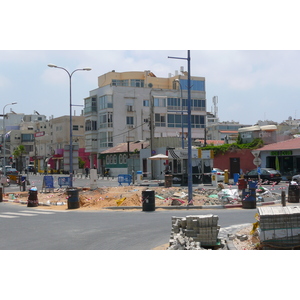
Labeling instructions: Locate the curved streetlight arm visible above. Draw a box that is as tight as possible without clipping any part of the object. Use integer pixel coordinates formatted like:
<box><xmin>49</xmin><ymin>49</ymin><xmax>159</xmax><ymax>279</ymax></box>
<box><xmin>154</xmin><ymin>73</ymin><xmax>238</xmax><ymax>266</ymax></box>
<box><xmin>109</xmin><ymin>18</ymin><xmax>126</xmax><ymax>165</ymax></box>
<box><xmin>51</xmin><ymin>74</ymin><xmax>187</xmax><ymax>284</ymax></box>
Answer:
<box><xmin>47</xmin><ymin>64</ymin><xmax>91</xmax><ymax>187</ymax></box>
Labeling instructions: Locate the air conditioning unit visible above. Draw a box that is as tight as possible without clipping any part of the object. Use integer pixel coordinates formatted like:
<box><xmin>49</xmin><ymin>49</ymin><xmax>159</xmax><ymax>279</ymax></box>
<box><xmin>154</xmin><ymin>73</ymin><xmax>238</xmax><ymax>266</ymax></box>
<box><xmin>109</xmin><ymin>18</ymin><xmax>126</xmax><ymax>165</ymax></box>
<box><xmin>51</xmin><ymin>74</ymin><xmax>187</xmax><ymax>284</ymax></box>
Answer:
<box><xmin>128</xmin><ymin>125</ymin><xmax>134</xmax><ymax>129</ymax></box>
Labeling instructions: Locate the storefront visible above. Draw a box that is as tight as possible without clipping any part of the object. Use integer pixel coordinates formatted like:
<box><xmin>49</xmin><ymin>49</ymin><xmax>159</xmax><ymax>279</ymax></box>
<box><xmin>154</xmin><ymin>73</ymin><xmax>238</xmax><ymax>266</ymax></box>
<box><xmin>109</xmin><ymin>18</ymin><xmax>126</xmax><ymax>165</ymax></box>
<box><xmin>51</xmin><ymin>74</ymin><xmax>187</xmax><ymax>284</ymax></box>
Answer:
<box><xmin>258</xmin><ymin>138</ymin><xmax>300</xmax><ymax>180</ymax></box>
<box><xmin>168</xmin><ymin>148</ymin><xmax>213</xmax><ymax>184</ymax></box>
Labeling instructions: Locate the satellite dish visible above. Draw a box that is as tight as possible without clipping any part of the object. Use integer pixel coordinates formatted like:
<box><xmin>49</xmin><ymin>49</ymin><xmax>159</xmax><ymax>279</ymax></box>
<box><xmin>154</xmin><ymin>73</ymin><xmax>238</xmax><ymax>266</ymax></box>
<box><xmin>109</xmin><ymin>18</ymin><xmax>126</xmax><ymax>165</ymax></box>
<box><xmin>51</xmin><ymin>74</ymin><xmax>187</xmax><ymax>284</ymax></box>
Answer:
<box><xmin>148</xmin><ymin>83</ymin><xmax>153</xmax><ymax>88</ymax></box>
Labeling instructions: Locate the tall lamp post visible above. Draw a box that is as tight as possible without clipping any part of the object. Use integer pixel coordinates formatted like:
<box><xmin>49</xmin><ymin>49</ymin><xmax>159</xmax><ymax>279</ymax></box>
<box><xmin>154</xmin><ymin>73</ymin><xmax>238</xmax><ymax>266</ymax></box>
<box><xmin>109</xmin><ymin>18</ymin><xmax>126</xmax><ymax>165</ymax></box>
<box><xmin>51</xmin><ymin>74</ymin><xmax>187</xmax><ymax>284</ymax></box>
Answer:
<box><xmin>168</xmin><ymin>50</ymin><xmax>192</xmax><ymax>204</ymax></box>
<box><xmin>2</xmin><ymin>102</ymin><xmax>17</xmax><ymax>192</ymax></box>
<box><xmin>174</xmin><ymin>79</ymin><xmax>184</xmax><ymax>149</ymax></box>
<box><xmin>48</xmin><ymin>64</ymin><xmax>91</xmax><ymax>187</ymax></box>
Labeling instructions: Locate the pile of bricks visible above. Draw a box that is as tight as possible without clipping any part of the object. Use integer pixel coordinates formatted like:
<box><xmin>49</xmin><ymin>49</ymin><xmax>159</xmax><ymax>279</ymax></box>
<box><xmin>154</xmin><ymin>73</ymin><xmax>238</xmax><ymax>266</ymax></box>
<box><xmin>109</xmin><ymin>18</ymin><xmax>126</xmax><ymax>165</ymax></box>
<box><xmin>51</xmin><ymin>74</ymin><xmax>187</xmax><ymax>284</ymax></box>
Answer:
<box><xmin>168</xmin><ymin>214</ymin><xmax>220</xmax><ymax>250</ymax></box>
<box><xmin>258</xmin><ymin>206</ymin><xmax>300</xmax><ymax>248</ymax></box>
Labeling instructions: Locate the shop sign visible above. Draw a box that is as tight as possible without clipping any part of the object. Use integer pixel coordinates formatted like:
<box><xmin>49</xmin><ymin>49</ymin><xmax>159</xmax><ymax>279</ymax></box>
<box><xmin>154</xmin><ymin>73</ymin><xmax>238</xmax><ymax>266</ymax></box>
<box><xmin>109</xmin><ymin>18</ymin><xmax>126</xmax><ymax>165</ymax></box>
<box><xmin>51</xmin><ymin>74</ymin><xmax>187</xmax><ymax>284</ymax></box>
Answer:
<box><xmin>270</xmin><ymin>150</ymin><xmax>293</xmax><ymax>156</ymax></box>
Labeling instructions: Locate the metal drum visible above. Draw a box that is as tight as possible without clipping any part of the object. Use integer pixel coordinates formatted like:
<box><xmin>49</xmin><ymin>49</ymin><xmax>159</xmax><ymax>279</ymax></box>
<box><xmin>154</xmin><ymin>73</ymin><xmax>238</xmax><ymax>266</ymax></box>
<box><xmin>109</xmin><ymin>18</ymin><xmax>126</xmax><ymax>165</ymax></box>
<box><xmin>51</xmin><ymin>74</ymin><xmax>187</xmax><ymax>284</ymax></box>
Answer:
<box><xmin>288</xmin><ymin>184</ymin><xmax>300</xmax><ymax>203</ymax></box>
<box><xmin>27</xmin><ymin>189</ymin><xmax>38</xmax><ymax>207</ymax></box>
<box><xmin>142</xmin><ymin>190</ymin><xmax>155</xmax><ymax>212</ymax></box>
<box><xmin>67</xmin><ymin>188</ymin><xmax>80</xmax><ymax>209</ymax></box>
<box><xmin>241</xmin><ymin>190</ymin><xmax>256</xmax><ymax>209</ymax></box>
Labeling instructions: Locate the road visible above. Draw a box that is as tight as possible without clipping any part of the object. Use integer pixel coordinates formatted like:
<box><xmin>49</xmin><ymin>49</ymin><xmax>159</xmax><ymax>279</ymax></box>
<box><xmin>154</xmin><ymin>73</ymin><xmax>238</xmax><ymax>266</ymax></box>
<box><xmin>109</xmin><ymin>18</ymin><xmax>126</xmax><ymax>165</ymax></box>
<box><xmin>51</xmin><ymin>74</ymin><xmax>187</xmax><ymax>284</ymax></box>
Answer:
<box><xmin>0</xmin><ymin>201</ymin><xmax>258</xmax><ymax>250</ymax></box>
<box><xmin>0</xmin><ymin>175</ymin><xmax>289</xmax><ymax>250</ymax></box>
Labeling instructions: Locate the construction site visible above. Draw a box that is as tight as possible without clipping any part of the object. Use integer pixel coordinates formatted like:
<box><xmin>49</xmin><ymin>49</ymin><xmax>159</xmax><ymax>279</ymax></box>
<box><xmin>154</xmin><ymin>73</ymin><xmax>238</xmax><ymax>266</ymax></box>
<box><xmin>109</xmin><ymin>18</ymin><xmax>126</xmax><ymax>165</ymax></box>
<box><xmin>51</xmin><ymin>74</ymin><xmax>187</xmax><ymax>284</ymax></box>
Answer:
<box><xmin>3</xmin><ymin>177</ymin><xmax>300</xmax><ymax>250</ymax></box>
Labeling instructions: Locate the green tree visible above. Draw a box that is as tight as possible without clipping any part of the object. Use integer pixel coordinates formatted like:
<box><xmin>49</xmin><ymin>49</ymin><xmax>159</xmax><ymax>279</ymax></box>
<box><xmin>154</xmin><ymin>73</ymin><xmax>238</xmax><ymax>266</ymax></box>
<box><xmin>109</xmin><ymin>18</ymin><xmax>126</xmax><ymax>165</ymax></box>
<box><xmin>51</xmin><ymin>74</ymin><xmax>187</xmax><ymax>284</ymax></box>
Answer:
<box><xmin>13</xmin><ymin>145</ymin><xmax>26</xmax><ymax>172</ymax></box>
<box><xmin>78</xmin><ymin>157</ymin><xmax>85</xmax><ymax>169</ymax></box>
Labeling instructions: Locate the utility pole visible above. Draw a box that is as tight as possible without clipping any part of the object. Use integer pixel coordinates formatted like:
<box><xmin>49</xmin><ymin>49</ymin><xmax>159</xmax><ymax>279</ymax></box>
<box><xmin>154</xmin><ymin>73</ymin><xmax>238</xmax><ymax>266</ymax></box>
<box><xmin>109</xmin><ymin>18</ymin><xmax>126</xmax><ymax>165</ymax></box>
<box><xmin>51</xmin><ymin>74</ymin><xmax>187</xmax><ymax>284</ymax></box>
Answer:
<box><xmin>168</xmin><ymin>50</ymin><xmax>193</xmax><ymax>204</ymax></box>
<box><xmin>149</xmin><ymin>91</ymin><xmax>155</xmax><ymax>179</ymax></box>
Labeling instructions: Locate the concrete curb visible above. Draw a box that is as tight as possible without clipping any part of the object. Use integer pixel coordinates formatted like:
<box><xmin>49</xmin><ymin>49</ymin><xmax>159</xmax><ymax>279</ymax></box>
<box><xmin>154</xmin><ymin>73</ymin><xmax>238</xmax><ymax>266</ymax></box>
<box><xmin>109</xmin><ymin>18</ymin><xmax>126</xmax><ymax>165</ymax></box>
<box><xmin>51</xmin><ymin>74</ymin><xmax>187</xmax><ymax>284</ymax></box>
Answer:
<box><xmin>1</xmin><ymin>199</ymin><xmax>51</xmax><ymax>206</ymax></box>
<box><xmin>2</xmin><ymin>199</ymin><xmax>282</xmax><ymax>209</ymax></box>
<box><xmin>103</xmin><ymin>200</ymin><xmax>282</xmax><ymax>210</ymax></box>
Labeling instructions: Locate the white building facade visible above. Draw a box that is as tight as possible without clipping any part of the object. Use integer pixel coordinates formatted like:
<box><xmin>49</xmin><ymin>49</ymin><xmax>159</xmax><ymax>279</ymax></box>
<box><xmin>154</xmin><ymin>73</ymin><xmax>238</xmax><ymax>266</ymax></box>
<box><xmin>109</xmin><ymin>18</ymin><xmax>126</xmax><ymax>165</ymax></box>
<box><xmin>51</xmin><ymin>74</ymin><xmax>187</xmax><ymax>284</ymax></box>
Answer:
<box><xmin>84</xmin><ymin>70</ymin><xmax>207</xmax><ymax>176</ymax></box>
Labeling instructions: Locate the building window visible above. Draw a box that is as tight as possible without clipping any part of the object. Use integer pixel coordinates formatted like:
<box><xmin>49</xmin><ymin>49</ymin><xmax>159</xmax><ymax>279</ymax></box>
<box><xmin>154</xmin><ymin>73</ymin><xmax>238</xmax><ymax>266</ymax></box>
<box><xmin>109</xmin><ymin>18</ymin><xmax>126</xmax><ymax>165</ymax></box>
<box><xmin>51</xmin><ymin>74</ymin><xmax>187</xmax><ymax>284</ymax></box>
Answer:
<box><xmin>99</xmin><ymin>95</ymin><xmax>113</xmax><ymax>110</ymax></box>
<box><xmin>127</xmin><ymin>116</ymin><xmax>134</xmax><ymax>125</ymax></box>
<box><xmin>100</xmin><ymin>132</ymin><xmax>113</xmax><ymax>148</ymax></box>
<box><xmin>167</xmin><ymin>97</ymin><xmax>181</xmax><ymax>110</ymax></box>
<box><xmin>112</xmin><ymin>79</ymin><xmax>129</xmax><ymax>86</ymax></box>
<box><xmin>155</xmin><ymin>114</ymin><xmax>166</xmax><ymax>127</ymax></box>
<box><xmin>154</xmin><ymin>97</ymin><xmax>166</xmax><ymax>107</ymax></box>
<box><xmin>181</xmin><ymin>99</ymin><xmax>206</xmax><ymax>111</ymax></box>
<box><xmin>143</xmin><ymin>100</ymin><xmax>149</xmax><ymax>107</ymax></box>
<box><xmin>130</xmin><ymin>79</ymin><xmax>144</xmax><ymax>87</ymax></box>
<box><xmin>84</xmin><ymin>97</ymin><xmax>97</xmax><ymax>114</ymax></box>
<box><xmin>21</xmin><ymin>134</ymin><xmax>34</xmax><ymax>142</ymax></box>
<box><xmin>180</xmin><ymin>79</ymin><xmax>205</xmax><ymax>91</ymax></box>
<box><xmin>99</xmin><ymin>112</ymin><xmax>113</xmax><ymax>128</ymax></box>
<box><xmin>167</xmin><ymin>114</ymin><xmax>183</xmax><ymax>128</ymax></box>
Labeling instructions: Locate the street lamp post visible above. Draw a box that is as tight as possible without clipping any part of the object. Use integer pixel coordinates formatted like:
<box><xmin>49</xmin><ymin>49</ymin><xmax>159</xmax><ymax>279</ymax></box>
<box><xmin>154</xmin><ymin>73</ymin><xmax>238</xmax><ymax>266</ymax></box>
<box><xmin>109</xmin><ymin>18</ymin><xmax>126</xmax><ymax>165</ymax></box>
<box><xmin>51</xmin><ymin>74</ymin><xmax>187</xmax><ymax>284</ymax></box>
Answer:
<box><xmin>48</xmin><ymin>64</ymin><xmax>91</xmax><ymax>187</ymax></box>
<box><xmin>175</xmin><ymin>79</ymin><xmax>184</xmax><ymax>149</ymax></box>
<box><xmin>168</xmin><ymin>51</ymin><xmax>192</xmax><ymax>204</ymax></box>
<box><xmin>2</xmin><ymin>102</ymin><xmax>17</xmax><ymax>192</ymax></box>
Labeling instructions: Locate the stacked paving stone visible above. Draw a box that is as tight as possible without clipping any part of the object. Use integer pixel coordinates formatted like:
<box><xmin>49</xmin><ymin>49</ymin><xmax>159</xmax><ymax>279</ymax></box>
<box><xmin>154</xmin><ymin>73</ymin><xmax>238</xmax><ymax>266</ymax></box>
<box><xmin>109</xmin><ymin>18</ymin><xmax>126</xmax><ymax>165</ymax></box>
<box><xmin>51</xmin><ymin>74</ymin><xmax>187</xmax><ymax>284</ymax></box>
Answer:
<box><xmin>258</xmin><ymin>206</ymin><xmax>300</xmax><ymax>248</ymax></box>
<box><xmin>168</xmin><ymin>214</ymin><xmax>220</xmax><ymax>250</ymax></box>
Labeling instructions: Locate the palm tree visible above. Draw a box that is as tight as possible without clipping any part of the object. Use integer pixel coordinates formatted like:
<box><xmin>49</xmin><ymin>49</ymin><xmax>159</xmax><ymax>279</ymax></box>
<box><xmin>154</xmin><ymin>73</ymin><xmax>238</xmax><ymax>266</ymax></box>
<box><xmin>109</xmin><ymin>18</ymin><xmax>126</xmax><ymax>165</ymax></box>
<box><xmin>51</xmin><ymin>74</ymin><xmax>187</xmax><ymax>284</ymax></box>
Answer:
<box><xmin>13</xmin><ymin>145</ymin><xmax>26</xmax><ymax>172</ymax></box>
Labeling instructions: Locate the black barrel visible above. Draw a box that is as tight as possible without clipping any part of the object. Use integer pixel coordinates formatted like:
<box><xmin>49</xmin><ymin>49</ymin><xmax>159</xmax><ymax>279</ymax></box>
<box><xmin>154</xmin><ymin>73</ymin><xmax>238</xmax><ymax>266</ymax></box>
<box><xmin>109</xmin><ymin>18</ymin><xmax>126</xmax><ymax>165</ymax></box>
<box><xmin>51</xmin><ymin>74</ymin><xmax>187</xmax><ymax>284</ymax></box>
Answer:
<box><xmin>288</xmin><ymin>184</ymin><xmax>300</xmax><ymax>203</ymax></box>
<box><xmin>27</xmin><ymin>189</ymin><xmax>38</xmax><ymax>207</ymax></box>
<box><xmin>67</xmin><ymin>188</ymin><xmax>80</xmax><ymax>209</ymax></box>
<box><xmin>142</xmin><ymin>190</ymin><xmax>155</xmax><ymax>212</ymax></box>
<box><xmin>164</xmin><ymin>175</ymin><xmax>173</xmax><ymax>188</ymax></box>
<box><xmin>241</xmin><ymin>190</ymin><xmax>256</xmax><ymax>209</ymax></box>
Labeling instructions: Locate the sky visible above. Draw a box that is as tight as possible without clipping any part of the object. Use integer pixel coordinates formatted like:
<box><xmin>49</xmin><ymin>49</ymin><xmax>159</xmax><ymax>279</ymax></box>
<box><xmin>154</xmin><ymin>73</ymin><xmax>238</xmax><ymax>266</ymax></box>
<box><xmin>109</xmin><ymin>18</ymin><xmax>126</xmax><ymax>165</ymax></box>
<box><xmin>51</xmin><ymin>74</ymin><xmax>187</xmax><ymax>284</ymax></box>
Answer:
<box><xmin>2</xmin><ymin>49</ymin><xmax>300</xmax><ymax>125</ymax></box>
<box><xmin>1</xmin><ymin>1</ymin><xmax>300</xmax><ymax>127</ymax></box>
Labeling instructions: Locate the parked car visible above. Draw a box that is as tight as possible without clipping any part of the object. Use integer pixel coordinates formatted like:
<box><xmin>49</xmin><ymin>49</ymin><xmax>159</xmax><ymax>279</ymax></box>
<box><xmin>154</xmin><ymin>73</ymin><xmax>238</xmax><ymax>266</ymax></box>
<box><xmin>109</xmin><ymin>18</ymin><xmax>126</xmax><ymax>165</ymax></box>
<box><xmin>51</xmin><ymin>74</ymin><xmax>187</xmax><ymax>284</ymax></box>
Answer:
<box><xmin>25</xmin><ymin>165</ymin><xmax>36</xmax><ymax>173</ymax></box>
<box><xmin>6</xmin><ymin>167</ymin><xmax>19</xmax><ymax>176</ymax></box>
<box><xmin>244</xmin><ymin>168</ymin><xmax>282</xmax><ymax>184</ymax></box>
<box><xmin>0</xmin><ymin>166</ymin><xmax>18</xmax><ymax>175</ymax></box>
<box><xmin>292</xmin><ymin>174</ymin><xmax>300</xmax><ymax>183</ymax></box>
<box><xmin>212</xmin><ymin>168</ymin><xmax>225</xmax><ymax>182</ymax></box>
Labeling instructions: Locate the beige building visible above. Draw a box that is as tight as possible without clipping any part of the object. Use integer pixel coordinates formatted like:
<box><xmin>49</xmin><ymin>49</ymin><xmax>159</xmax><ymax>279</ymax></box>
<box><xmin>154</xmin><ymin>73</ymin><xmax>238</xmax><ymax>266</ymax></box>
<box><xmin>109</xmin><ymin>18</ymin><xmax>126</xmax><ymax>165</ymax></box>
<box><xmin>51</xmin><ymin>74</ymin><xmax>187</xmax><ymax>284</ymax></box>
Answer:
<box><xmin>85</xmin><ymin>69</ymin><xmax>207</xmax><ymax>176</ymax></box>
<box><xmin>1</xmin><ymin>112</ymin><xmax>85</xmax><ymax>173</ymax></box>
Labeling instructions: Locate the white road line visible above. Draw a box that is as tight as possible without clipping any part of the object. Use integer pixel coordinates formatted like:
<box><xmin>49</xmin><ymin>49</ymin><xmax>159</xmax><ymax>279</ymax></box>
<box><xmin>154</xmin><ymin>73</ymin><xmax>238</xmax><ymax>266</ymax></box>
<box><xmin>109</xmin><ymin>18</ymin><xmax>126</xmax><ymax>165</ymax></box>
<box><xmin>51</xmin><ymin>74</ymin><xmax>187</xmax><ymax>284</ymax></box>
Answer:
<box><xmin>2</xmin><ymin>212</ymin><xmax>37</xmax><ymax>216</ymax></box>
<box><xmin>0</xmin><ymin>215</ymin><xmax>18</xmax><ymax>218</ymax></box>
<box><xmin>19</xmin><ymin>210</ymin><xmax>55</xmax><ymax>215</ymax></box>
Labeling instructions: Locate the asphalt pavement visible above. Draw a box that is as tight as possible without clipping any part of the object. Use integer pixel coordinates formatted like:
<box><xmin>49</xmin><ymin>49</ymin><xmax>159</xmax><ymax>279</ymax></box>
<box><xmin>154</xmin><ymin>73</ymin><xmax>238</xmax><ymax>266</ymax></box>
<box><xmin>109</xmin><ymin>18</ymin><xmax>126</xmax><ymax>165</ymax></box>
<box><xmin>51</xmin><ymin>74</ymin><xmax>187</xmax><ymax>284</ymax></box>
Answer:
<box><xmin>1</xmin><ymin>174</ymin><xmax>297</xmax><ymax>250</ymax></box>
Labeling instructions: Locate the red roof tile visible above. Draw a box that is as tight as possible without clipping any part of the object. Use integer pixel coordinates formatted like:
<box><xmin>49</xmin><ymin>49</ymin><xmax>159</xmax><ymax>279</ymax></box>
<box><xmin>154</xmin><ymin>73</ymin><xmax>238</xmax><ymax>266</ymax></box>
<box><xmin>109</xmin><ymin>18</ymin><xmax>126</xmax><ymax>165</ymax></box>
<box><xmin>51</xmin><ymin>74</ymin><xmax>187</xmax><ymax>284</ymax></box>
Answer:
<box><xmin>257</xmin><ymin>138</ymin><xmax>300</xmax><ymax>151</ymax></box>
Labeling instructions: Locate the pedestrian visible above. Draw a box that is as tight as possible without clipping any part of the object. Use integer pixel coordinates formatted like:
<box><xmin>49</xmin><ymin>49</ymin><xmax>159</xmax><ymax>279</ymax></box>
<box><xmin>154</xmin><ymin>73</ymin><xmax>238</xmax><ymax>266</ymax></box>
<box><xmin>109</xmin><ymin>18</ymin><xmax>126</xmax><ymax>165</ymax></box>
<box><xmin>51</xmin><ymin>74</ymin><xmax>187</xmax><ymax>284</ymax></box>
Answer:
<box><xmin>85</xmin><ymin>167</ymin><xmax>89</xmax><ymax>178</ymax></box>
<box><xmin>163</xmin><ymin>162</ymin><xmax>170</xmax><ymax>174</ymax></box>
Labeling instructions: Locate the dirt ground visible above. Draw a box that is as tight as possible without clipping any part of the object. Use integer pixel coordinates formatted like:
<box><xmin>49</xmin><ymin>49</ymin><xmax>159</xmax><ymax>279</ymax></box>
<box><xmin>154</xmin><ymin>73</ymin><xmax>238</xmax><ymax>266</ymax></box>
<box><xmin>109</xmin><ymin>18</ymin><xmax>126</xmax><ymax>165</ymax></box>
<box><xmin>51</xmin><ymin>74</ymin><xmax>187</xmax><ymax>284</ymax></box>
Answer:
<box><xmin>232</xmin><ymin>225</ymin><xmax>260</xmax><ymax>250</ymax></box>
<box><xmin>6</xmin><ymin>186</ymin><xmax>220</xmax><ymax>211</ymax></box>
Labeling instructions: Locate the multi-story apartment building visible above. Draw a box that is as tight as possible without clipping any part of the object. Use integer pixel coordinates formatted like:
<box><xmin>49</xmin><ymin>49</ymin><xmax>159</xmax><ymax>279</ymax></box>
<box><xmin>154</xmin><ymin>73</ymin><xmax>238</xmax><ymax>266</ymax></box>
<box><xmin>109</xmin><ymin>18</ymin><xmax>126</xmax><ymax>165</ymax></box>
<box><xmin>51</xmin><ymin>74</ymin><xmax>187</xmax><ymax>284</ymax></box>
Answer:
<box><xmin>84</xmin><ymin>69</ymin><xmax>207</xmax><ymax>175</ymax></box>
<box><xmin>1</xmin><ymin>112</ymin><xmax>87</xmax><ymax>173</ymax></box>
<box><xmin>1</xmin><ymin>112</ymin><xmax>47</xmax><ymax>167</ymax></box>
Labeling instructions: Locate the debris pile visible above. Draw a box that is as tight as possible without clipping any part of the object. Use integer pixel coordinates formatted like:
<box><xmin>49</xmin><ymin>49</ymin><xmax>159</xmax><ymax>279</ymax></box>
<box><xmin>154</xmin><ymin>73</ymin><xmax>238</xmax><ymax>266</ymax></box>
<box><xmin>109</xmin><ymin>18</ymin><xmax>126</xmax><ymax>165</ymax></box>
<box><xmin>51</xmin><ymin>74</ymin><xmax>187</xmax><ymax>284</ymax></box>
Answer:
<box><xmin>168</xmin><ymin>215</ymin><xmax>222</xmax><ymax>250</ymax></box>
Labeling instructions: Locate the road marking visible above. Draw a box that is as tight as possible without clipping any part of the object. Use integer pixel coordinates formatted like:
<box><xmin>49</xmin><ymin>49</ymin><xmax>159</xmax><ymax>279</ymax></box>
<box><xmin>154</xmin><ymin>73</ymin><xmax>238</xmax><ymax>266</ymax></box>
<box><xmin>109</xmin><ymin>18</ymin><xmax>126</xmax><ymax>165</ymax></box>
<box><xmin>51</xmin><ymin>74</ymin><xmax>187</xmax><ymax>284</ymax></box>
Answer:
<box><xmin>19</xmin><ymin>210</ymin><xmax>55</xmax><ymax>215</ymax></box>
<box><xmin>2</xmin><ymin>212</ymin><xmax>38</xmax><ymax>217</ymax></box>
<box><xmin>0</xmin><ymin>215</ymin><xmax>18</xmax><ymax>218</ymax></box>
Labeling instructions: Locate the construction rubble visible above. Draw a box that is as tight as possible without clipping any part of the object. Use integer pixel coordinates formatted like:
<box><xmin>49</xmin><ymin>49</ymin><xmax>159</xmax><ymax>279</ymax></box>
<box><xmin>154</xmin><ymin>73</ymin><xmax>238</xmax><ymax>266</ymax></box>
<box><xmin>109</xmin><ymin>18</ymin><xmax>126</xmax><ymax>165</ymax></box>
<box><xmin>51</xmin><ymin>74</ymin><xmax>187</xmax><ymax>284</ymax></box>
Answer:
<box><xmin>168</xmin><ymin>215</ymin><xmax>222</xmax><ymax>250</ymax></box>
<box><xmin>4</xmin><ymin>183</ymin><xmax>282</xmax><ymax>210</ymax></box>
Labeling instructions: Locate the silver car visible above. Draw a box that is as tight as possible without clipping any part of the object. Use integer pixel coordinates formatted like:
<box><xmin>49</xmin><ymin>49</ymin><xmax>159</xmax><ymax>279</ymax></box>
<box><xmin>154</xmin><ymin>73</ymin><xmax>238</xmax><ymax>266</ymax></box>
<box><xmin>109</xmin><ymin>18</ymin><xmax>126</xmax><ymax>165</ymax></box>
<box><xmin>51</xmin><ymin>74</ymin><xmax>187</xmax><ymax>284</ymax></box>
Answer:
<box><xmin>212</xmin><ymin>168</ymin><xmax>225</xmax><ymax>182</ymax></box>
